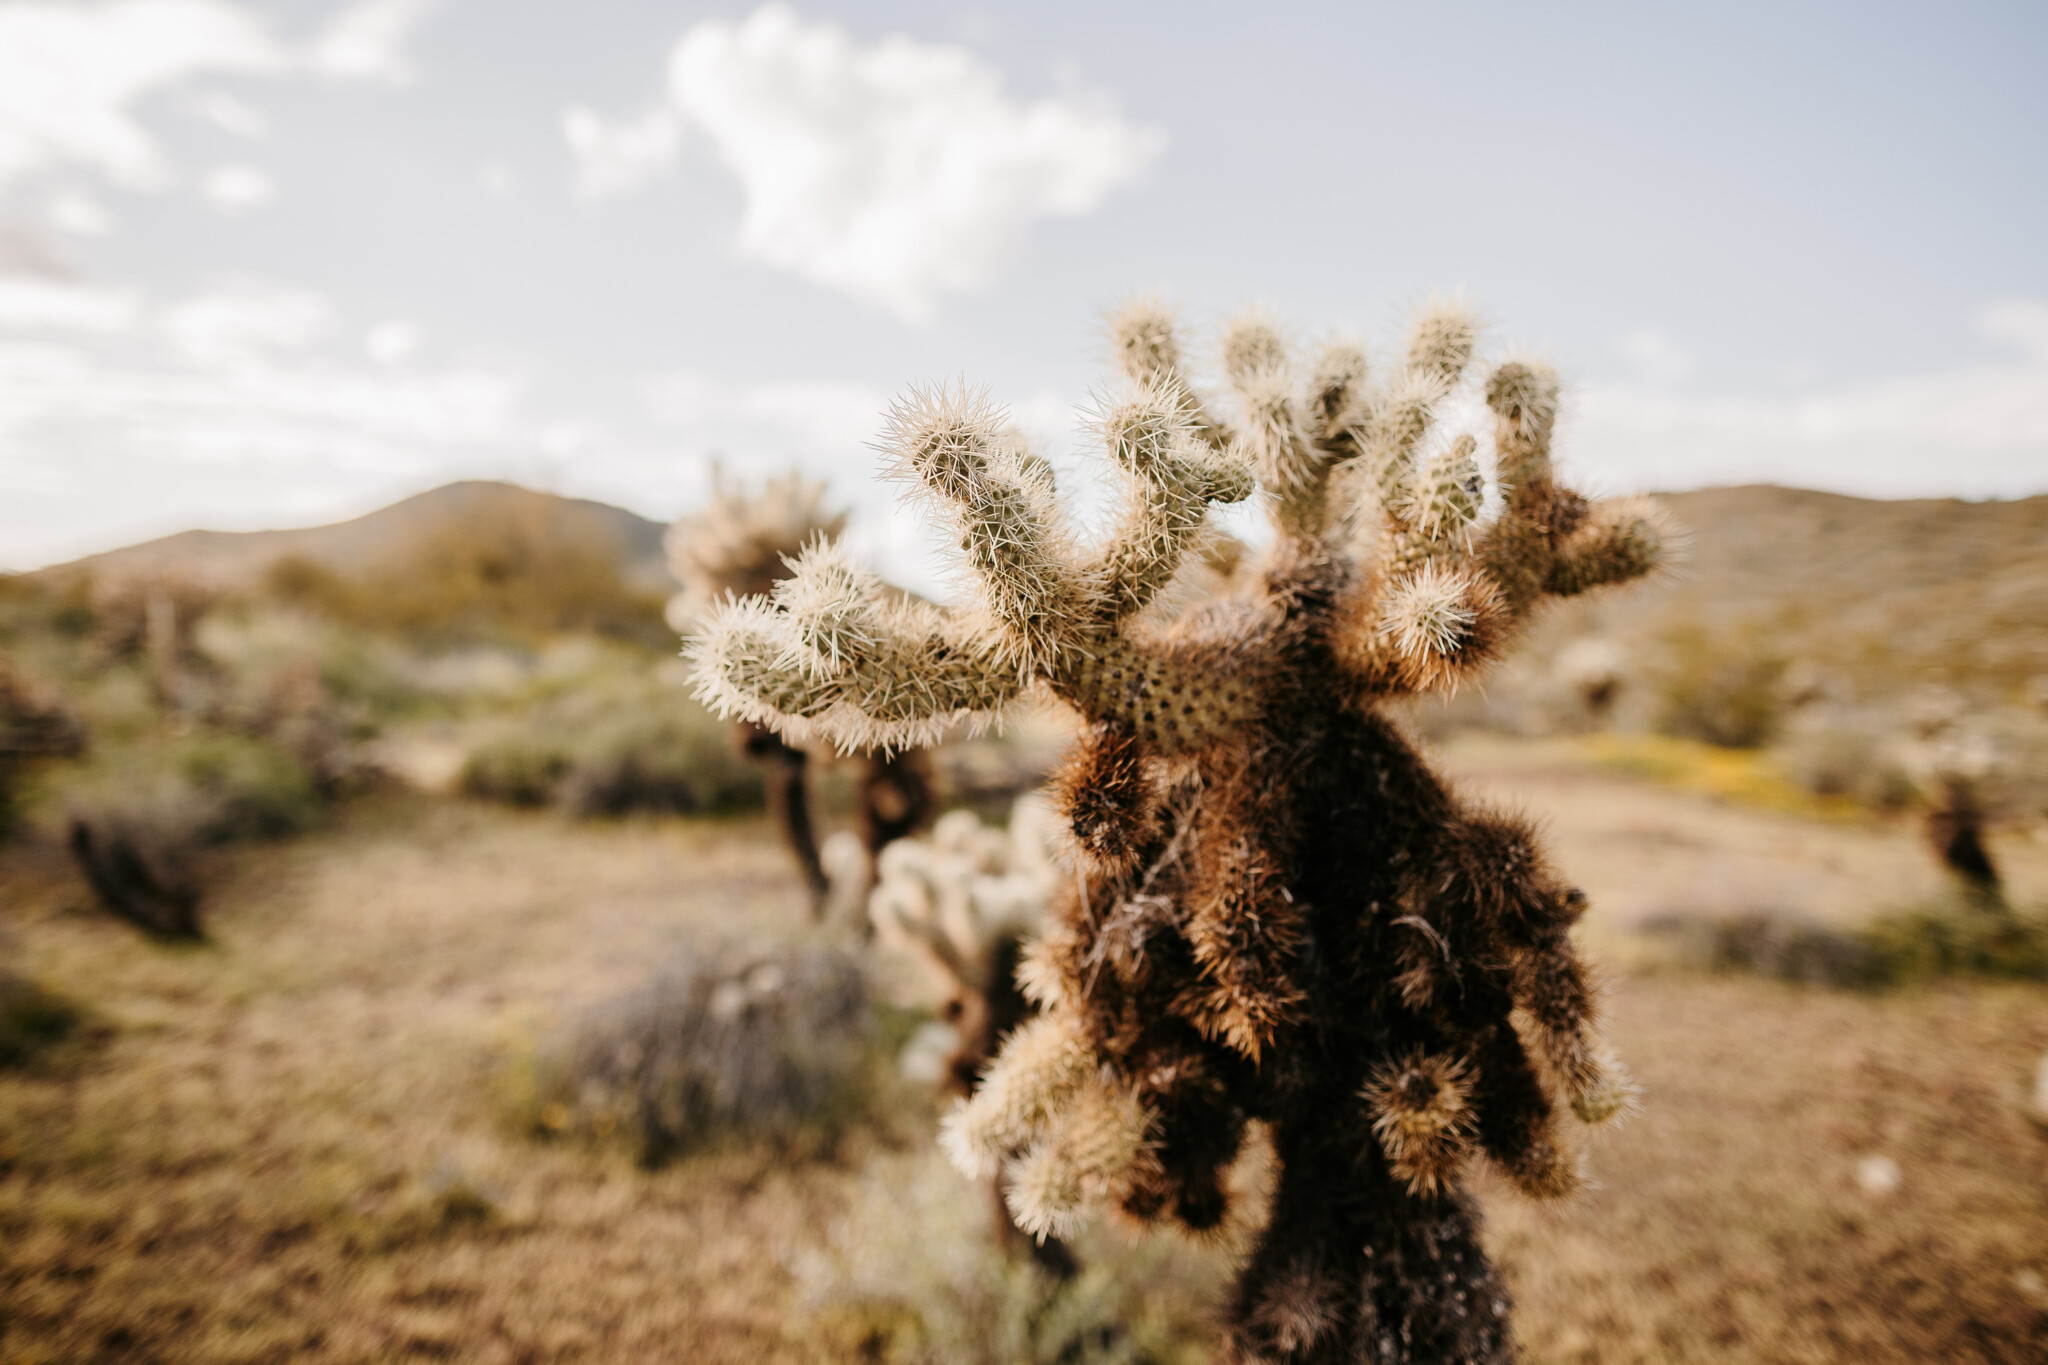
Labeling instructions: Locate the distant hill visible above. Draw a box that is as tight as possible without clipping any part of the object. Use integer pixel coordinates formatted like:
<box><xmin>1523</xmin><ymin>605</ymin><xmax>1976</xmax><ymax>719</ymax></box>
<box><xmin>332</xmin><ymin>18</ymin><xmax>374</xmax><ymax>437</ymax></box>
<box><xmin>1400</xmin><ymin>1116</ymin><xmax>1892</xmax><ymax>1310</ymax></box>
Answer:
<box><xmin>38</xmin><ymin>481</ymin><xmax>2048</xmax><ymax>695</ymax></box>
<box><xmin>53</xmin><ymin>482</ymin><xmax>675</xmax><ymax>595</ymax></box>
<box><xmin>1534</xmin><ymin>485</ymin><xmax>2048</xmax><ymax>696</ymax></box>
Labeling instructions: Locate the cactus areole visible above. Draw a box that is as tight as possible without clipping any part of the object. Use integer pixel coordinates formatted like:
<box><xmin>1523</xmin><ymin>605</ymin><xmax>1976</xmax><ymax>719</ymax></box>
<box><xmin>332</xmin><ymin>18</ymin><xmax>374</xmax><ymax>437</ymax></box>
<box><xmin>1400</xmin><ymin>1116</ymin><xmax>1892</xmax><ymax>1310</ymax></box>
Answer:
<box><xmin>692</xmin><ymin>297</ymin><xmax>1662</xmax><ymax>1364</ymax></box>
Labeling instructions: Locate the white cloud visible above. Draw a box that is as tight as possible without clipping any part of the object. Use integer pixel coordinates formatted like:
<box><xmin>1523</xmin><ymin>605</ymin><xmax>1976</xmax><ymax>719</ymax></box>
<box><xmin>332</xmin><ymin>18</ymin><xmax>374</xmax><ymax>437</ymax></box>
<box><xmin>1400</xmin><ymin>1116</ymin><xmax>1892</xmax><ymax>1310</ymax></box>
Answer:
<box><xmin>562</xmin><ymin>103</ymin><xmax>681</xmax><ymax>199</ymax></box>
<box><xmin>161</xmin><ymin>280</ymin><xmax>328</xmax><ymax>360</ymax></box>
<box><xmin>0</xmin><ymin>0</ymin><xmax>437</xmax><ymax>200</ymax></box>
<box><xmin>195</xmin><ymin>88</ymin><xmax>265</xmax><ymax>136</ymax></box>
<box><xmin>569</xmin><ymin>4</ymin><xmax>1166</xmax><ymax>321</ymax></box>
<box><xmin>0</xmin><ymin>276</ymin><xmax>137</xmax><ymax>330</ymax></box>
<box><xmin>46</xmin><ymin>188</ymin><xmax>113</xmax><ymax>236</ymax></box>
<box><xmin>0</xmin><ymin>287</ymin><xmax>528</xmax><ymax>567</ymax></box>
<box><xmin>1569</xmin><ymin>300</ymin><xmax>2048</xmax><ymax>499</ymax></box>
<box><xmin>0</xmin><ymin>0</ymin><xmax>280</xmax><ymax>192</ymax></box>
<box><xmin>201</xmin><ymin>162</ymin><xmax>272</xmax><ymax>211</ymax></box>
<box><xmin>364</xmin><ymin>318</ymin><xmax>419</xmax><ymax>364</ymax></box>
<box><xmin>308</xmin><ymin>0</ymin><xmax>437</xmax><ymax>83</ymax></box>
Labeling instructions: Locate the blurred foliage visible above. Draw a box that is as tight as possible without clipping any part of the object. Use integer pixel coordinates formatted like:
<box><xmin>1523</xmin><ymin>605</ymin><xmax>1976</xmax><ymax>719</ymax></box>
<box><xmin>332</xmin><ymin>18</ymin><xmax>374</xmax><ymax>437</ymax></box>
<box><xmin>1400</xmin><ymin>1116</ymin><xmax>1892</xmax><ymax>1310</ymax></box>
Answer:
<box><xmin>57</xmin><ymin>732</ymin><xmax>329</xmax><ymax>938</ymax></box>
<box><xmin>0</xmin><ymin>970</ymin><xmax>86</xmax><ymax>1071</ymax></box>
<box><xmin>507</xmin><ymin>943</ymin><xmax>875</xmax><ymax>1167</ymax></box>
<box><xmin>460</xmin><ymin>683</ymin><xmax>763</xmax><ymax>818</ymax></box>
<box><xmin>1589</xmin><ymin>734</ymin><xmax>1863</xmax><ymax>819</ymax></box>
<box><xmin>264</xmin><ymin>501</ymin><xmax>668</xmax><ymax>646</ymax></box>
<box><xmin>795</xmin><ymin>1147</ymin><xmax>1244</xmax><ymax>1365</ymax></box>
<box><xmin>1644</xmin><ymin>895</ymin><xmax>2048</xmax><ymax>989</ymax></box>
<box><xmin>1651</xmin><ymin>620</ymin><xmax>1791</xmax><ymax>749</ymax></box>
<box><xmin>1773</xmin><ymin>721</ymin><xmax>1919</xmax><ymax>810</ymax></box>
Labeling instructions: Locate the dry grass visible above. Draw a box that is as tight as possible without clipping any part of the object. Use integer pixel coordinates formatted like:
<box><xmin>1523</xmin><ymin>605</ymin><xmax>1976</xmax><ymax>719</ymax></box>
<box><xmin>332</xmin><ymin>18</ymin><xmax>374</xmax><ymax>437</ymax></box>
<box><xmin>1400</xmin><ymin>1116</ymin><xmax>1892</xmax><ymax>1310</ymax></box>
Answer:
<box><xmin>4</xmin><ymin>754</ymin><xmax>2047</xmax><ymax>1362</ymax></box>
<box><xmin>1486</xmin><ymin>977</ymin><xmax>2048</xmax><ymax>1362</ymax></box>
<box><xmin>0</xmin><ymin>798</ymin><xmax>855</xmax><ymax>1364</ymax></box>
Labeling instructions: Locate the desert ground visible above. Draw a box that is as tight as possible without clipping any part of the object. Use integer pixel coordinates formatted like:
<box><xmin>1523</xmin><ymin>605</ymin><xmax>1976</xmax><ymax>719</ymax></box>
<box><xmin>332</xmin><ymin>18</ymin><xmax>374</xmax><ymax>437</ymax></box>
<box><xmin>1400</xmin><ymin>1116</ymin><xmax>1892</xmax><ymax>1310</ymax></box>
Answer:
<box><xmin>3</xmin><ymin>737</ymin><xmax>2046</xmax><ymax>1364</ymax></box>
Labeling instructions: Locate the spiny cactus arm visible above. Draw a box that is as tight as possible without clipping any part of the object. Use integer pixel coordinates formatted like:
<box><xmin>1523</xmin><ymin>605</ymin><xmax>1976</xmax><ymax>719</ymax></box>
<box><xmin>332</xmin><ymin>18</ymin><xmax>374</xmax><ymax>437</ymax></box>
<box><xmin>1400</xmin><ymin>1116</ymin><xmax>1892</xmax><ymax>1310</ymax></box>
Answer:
<box><xmin>1328</xmin><ymin>561</ymin><xmax>1509</xmax><ymax>697</ymax></box>
<box><xmin>1330</xmin><ymin>298</ymin><xmax>1478</xmax><ymax>533</ymax></box>
<box><xmin>690</xmin><ymin>543</ymin><xmax>1024</xmax><ymax>753</ymax></box>
<box><xmin>1543</xmin><ymin>495</ymin><xmax>1666</xmax><ymax>598</ymax></box>
<box><xmin>879</xmin><ymin>385</ymin><xmax>1097</xmax><ymax>679</ymax></box>
<box><xmin>1216</xmin><ymin>311</ymin><xmax>1330</xmax><ymax>541</ymax></box>
<box><xmin>1178</xmin><ymin>743</ymin><xmax>1309</xmax><ymax>1061</ymax></box>
<box><xmin>1331</xmin><ymin>355</ymin><xmax>1663</xmax><ymax>702</ymax></box>
<box><xmin>1476</xmin><ymin>359</ymin><xmax>1667</xmax><ymax>617</ymax></box>
<box><xmin>1084</xmin><ymin>376</ymin><xmax>1257</xmax><ymax>629</ymax></box>
<box><xmin>939</xmin><ymin>1012</ymin><xmax>1096</xmax><ymax>1177</ymax></box>
<box><xmin>1004</xmin><ymin>1077</ymin><xmax>1163</xmax><ymax>1241</ymax></box>
<box><xmin>1107</xmin><ymin>296</ymin><xmax>1234</xmax><ymax>452</ymax></box>
<box><xmin>664</xmin><ymin>468</ymin><xmax>848</xmax><ymax>623</ymax></box>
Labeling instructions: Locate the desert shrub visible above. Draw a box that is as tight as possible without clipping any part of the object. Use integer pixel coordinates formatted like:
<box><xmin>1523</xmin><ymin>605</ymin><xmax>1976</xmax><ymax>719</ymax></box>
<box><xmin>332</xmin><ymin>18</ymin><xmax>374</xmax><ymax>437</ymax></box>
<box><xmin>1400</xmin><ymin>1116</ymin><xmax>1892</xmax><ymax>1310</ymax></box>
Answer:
<box><xmin>794</xmin><ymin>1148</ymin><xmax>1244</xmax><ymax>1365</ymax></box>
<box><xmin>1775</xmin><ymin>719</ymin><xmax>1918</xmax><ymax>808</ymax></box>
<box><xmin>460</xmin><ymin>691</ymin><xmax>762</xmax><ymax>818</ymax></box>
<box><xmin>1653</xmin><ymin>620</ymin><xmax>1790</xmax><ymax>748</ymax></box>
<box><xmin>1</xmin><ymin>653</ymin><xmax>87</xmax><ymax>840</ymax></box>
<box><xmin>459</xmin><ymin>735</ymin><xmax>570</xmax><ymax>806</ymax></box>
<box><xmin>173</xmin><ymin>732</ymin><xmax>325</xmax><ymax>839</ymax></box>
<box><xmin>60</xmin><ymin>733</ymin><xmax>325</xmax><ymax>938</ymax></box>
<box><xmin>1861</xmin><ymin>898</ymin><xmax>2048</xmax><ymax>983</ymax></box>
<box><xmin>1643</xmin><ymin>896</ymin><xmax>2048</xmax><ymax>989</ymax></box>
<box><xmin>559</xmin><ymin>711</ymin><xmax>761</xmax><ymax>817</ymax></box>
<box><xmin>526</xmin><ymin>943</ymin><xmax>871</xmax><ymax>1166</ymax></box>
<box><xmin>0</xmin><ymin>971</ymin><xmax>84</xmax><ymax>1070</ymax></box>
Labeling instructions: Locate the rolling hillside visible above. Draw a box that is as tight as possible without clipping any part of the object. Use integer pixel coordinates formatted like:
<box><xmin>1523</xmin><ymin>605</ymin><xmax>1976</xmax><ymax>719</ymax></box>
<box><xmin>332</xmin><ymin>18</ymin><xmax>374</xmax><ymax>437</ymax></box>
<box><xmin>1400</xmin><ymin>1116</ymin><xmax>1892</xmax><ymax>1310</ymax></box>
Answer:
<box><xmin>1539</xmin><ymin>486</ymin><xmax>2048</xmax><ymax>695</ymax></box>
<box><xmin>52</xmin><ymin>482</ymin><xmax>675</xmax><ymax>596</ymax></box>
<box><xmin>33</xmin><ymin>480</ymin><xmax>2048</xmax><ymax>695</ymax></box>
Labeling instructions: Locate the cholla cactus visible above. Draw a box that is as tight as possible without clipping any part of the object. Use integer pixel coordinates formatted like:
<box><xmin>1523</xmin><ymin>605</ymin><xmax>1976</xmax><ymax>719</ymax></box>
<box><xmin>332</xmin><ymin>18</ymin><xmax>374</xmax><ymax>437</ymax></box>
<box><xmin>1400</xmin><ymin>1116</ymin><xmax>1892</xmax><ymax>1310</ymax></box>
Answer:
<box><xmin>868</xmin><ymin>800</ymin><xmax>1060</xmax><ymax>1085</ymax></box>
<box><xmin>693</xmin><ymin>296</ymin><xmax>1662</xmax><ymax>1363</ymax></box>
<box><xmin>664</xmin><ymin>467</ymin><xmax>849</xmax><ymax>630</ymax></box>
<box><xmin>669</xmin><ymin>469</ymin><xmax>934</xmax><ymax>908</ymax></box>
<box><xmin>868</xmin><ymin>798</ymin><xmax>1080</xmax><ymax>1274</ymax></box>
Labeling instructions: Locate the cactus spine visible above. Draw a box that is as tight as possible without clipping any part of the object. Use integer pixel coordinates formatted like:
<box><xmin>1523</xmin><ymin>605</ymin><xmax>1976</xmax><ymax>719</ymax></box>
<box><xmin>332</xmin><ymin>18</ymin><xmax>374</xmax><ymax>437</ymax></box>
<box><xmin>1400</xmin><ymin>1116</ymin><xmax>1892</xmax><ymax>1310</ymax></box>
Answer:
<box><xmin>692</xmin><ymin>297</ymin><xmax>1662</xmax><ymax>1363</ymax></box>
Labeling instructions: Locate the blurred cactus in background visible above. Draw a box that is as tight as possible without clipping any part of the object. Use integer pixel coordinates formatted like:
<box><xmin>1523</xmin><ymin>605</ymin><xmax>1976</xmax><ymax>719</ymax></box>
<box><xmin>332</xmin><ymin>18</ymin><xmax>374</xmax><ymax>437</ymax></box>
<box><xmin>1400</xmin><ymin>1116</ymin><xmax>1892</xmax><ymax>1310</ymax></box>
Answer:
<box><xmin>669</xmin><ymin>470</ymin><xmax>937</xmax><ymax>910</ymax></box>
<box><xmin>693</xmin><ymin>296</ymin><xmax>1664</xmax><ymax>1362</ymax></box>
<box><xmin>865</xmin><ymin>798</ymin><xmax>1076</xmax><ymax>1272</ymax></box>
<box><xmin>668</xmin><ymin>469</ymin><xmax>847</xmax><ymax>907</ymax></box>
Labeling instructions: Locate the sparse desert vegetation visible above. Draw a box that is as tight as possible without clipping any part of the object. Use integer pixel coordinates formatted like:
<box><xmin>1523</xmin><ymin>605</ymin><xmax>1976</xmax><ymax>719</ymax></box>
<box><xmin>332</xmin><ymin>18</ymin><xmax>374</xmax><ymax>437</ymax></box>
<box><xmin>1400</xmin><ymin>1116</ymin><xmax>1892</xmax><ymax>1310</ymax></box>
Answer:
<box><xmin>2</xmin><ymin>775</ymin><xmax>2045</xmax><ymax>1362</ymax></box>
<box><xmin>3</xmin><ymin>480</ymin><xmax>2045</xmax><ymax>1362</ymax></box>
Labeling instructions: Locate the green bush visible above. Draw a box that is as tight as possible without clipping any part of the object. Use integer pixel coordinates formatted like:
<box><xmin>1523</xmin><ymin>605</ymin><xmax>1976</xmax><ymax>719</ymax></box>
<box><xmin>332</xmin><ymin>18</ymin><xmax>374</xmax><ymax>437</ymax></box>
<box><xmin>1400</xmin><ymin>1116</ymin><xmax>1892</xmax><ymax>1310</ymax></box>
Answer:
<box><xmin>459</xmin><ymin>736</ymin><xmax>571</xmax><ymax>806</ymax></box>
<box><xmin>460</xmin><ymin>690</ymin><xmax>762</xmax><ymax>818</ymax></box>
<box><xmin>1644</xmin><ymin>895</ymin><xmax>2048</xmax><ymax>989</ymax></box>
<box><xmin>1653</xmin><ymin>621</ymin><xmax>1790</xmax><ymax>749</ymax></box>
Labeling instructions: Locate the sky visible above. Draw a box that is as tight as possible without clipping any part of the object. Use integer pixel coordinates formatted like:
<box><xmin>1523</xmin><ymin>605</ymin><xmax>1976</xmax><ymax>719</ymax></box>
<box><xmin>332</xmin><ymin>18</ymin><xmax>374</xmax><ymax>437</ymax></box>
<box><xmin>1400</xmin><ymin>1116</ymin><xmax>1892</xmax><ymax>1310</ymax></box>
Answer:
<box><xmin>0</xmin><ymin>0</ymin><xmax>2043</xmax><ymax>588</ymax></box>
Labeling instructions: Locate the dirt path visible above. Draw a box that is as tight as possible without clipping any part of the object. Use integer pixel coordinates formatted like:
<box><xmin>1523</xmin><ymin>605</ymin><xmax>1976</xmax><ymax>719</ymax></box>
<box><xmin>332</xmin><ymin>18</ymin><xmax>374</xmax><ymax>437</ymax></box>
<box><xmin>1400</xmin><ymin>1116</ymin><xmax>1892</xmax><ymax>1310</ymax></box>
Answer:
<box><xmin>1438</xmin><ymin>735</ymin><xmax>2048</xmax><ymax>934</ymax></box>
